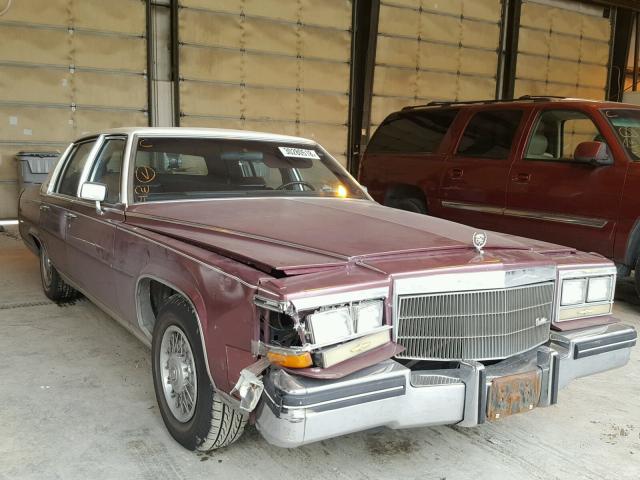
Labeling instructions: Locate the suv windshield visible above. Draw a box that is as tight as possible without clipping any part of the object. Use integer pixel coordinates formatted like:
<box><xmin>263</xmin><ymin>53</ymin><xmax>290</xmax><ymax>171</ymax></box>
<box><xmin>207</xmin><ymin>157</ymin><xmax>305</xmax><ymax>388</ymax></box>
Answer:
<box><xmin>131</xmin><ymin>137</ymin><xmax>367</xmax><ymax>202</ymax></box>
<box><xmin>603</xmin><ymin>109</ymin><xmax>640</xmax><ymax>161</ymax></box>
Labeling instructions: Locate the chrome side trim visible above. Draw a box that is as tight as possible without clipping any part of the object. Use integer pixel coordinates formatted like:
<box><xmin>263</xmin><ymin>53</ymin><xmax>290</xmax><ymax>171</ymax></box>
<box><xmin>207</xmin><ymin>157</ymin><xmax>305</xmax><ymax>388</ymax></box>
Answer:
<box><xmin>441</xmin><ymin>200</ymin><xmax>608</xmax><ymax>229</ymax></box>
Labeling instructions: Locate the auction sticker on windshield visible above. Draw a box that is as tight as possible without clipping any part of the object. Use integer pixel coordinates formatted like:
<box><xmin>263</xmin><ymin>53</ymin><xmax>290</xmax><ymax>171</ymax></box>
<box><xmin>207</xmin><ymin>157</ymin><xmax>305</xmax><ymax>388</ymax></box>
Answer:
<box><xmin>278</xmin><ymin>146</ymin><xmax>321</xmax><ymax>160</ymax></box>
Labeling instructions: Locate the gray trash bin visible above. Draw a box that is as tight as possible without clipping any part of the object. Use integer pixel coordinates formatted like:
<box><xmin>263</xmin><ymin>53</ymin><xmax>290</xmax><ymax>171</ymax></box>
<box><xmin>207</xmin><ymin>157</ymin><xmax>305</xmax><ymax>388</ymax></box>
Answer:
<box><xmin>16</xmin><ymin>151</ymin><xmax>60</xmax><ymax>192</ymax></box>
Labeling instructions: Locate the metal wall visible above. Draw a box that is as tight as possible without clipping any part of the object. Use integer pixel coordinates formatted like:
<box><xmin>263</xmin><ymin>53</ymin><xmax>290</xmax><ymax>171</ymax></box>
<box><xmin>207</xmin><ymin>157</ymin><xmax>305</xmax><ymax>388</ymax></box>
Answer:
<box><xmin>0</xmin><ymin>0</ymin><xmax>148</xmax><ymax>219</ymax></box>
<box><xmin>514</xmin><ymin>0</ymin><xmax>612</xmax><ymax>99</ymax></box>
<box><xmin>176</xmin><ymin>0</ymin><xmax>353</xmax><ymax>166</ymax></box>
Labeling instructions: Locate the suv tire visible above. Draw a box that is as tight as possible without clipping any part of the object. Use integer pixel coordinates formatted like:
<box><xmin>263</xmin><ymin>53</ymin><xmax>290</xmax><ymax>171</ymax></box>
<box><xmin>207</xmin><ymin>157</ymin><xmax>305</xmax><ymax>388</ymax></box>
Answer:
<box><xmin>393</xmin><ymin>196</ymin><xmax>427</xmax><ymax>214</ymax></box>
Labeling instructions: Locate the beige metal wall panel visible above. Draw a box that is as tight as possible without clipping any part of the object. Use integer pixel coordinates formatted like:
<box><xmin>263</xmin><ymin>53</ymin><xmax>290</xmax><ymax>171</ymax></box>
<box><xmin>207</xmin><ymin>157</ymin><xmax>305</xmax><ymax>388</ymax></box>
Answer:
<box><xmin>73</xmin><ymin>111</ymin><xmax>148</xmax><ymax>136</ymax></box>
<box><xmin>300</xmin><ymin>62</ymin><xmax>349</xmax><ymax>93</ymax></box>
<box><xmin>72</xmin><ymin>34</ymin><xmax>146</xmax><ymax>71</ymax></box>
<box><xmin>0</xmin><ymin>107</ymin><xmax>74</xmax><ymax>143</ymax></box>
<box><xmin>244</xmin><ymin>88</ymin><xmax>298</xmax><ymax>120</ymax></box>
<box><xmin>0</xmin><ymin>26</ymin><xmax>70</xmax><ymax>66</ymax></box>
<box><xmin>181</xmin><ymin>82</ymin><xmax>243</xmax><ymax>117</ymax></box>
<box><xmin>0</xmin><ymin>0</ymin><xmax>69</xmax><ymax>26</ymax></box>
<box><xmin>301</xmin><ymin>27</ymin><xmax>350</xmax><ymax>62</ymax></box>
<box><xmin>515</xmin><ymin>0</ymin><xmax>611</xmax><ymax>101</ymax></box>
<box><xmin>178</xmin><ymin>2</ymin><xmax>353</xmax><ymax>159</ymax></box>
<box><xmin>370</xmin><ymin>1</ymin><xmax>502</xmax><ymax>130</ymax></box>
<box><xmin>71</xmin><ymin>0</ymin><xmax>146</xmax><ymax>35</ymax></box>
<box><xmin>243</xmin><ymin>19</ymin><xmax>298</xmax><ymax>56</ymax></box>
<box><xmin>0</xmin><ymin>183</ymin><xmax>19</xmax><ymax>219</ymax></box>
<box><xmin>73</xmin><ymin>73</ymin><xmax>147</xmax><ymax>109</ymax></box>
<box><xmin>0</xmin><ymin>66</ymin><xmax>72</xmax><ymax>104</ymax></box>
<box><xmin>179</xmin><ymin>9</ymin><xmax>242</xmax><ymax>48</ymax></box>
<box><xmin>298</xmin><ymin>124</ymin><xmax>347</xmax><ymax>156</ymax></box>
<box><xmin>180</xmin><ymin>47</ymin><xmax>243</xmax><ymax>83</ymax></box>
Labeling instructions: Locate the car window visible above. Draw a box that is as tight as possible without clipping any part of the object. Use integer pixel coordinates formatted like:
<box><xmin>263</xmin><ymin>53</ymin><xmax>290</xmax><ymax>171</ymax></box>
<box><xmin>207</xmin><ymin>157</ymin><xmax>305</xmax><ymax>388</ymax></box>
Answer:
<box><xmin>603</xmin><ymin>109</ymin><xmax>640</xmax><ymax>161</ymax></box>
<box><xmin>525</xmin><ymin>110</ymin><xmax>606</xmax><ymax>161</ymax></box>
<box><xmin>457</xmin><ymin>110</ymin><xmax>523</xmax><ymax>159</ymax></box>
<box><xmin>56</xmin><ymin>140</ymin><xmax>96</xmax><ymax>196</ymax></box>
<box><xmin>131</xmin><ymin>137</ymin><xmax>367</xmax><ymax>202</ymax></box>
<box><xmin>89</xmin><ymin>138</ymin><xmax>126</xmax><ymax>204</ymax></box>
<box><xmin>366</xmin><ymin>109</ymin><xmax>459</xmax><ymax>154</ymax></box>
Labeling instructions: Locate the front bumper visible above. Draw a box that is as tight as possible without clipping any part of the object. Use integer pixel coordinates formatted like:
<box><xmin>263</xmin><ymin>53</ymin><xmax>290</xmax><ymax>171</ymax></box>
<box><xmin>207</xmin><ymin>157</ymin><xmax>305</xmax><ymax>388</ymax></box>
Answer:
<box><xmin>255</xmin><ymin>323</ymin><xmax>636</xmax><ymax>448</ymax></box>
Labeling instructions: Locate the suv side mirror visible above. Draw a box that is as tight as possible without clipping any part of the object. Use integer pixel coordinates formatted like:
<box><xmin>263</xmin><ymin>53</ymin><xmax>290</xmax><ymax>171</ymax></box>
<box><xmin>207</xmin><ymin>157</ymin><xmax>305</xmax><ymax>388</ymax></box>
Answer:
<box><xmin>80</xmin><ymin>182</ymin><xmax>107</xmax><ymax>215</ymax></box>
<box><xmin>574</xmin><ymin>141</ymin><xmax>613</xmax><ymax>166</ymax></box>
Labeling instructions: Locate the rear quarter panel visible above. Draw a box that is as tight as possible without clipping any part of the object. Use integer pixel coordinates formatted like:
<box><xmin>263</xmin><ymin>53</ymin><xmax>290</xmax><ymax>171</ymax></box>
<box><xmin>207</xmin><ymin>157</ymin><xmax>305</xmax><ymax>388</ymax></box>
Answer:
<box><xmin>17</xmin><ymin>185</ymin><xmax>42</xmax><ymax>253</ymax></box>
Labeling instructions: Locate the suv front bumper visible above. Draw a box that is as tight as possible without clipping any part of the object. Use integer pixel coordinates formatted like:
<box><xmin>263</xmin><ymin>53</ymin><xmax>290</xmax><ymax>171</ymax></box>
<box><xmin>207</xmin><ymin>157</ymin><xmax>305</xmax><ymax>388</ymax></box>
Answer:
<box><xmin>255</xmin><ymin>323</ymin><xmax>636</xmax><ymax>448</ymax></box>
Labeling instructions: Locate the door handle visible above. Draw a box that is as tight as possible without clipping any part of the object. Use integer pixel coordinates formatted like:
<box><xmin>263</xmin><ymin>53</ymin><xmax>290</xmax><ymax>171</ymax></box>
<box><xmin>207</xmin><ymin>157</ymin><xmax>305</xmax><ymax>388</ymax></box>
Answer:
<box><xmin>450</xmin><ymin>168</ymin><xmax>464</xmax><ymax>180</ymax></box>
<box><xmin>64</xmin><ymin>212</ymin><xmax>77</xmax><ymax>219</ymax></box>
<box><xmin>39</xmin><ymin>204</ymin><xmax>50</xmax><ymax>211</ymax></box>
<box><xmin>512</xmin><ymin>173</ymin><xmax>531</xmax><ymax>183</ymax></box>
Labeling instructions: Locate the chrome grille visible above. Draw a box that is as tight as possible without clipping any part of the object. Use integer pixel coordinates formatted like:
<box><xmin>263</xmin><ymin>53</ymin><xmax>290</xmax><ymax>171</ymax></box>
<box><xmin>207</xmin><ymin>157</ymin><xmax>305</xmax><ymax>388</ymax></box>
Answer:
<box><xmin>395</xmin><ymin>282</ymin><xmax>554</xmax><ymax>361</ymax></box>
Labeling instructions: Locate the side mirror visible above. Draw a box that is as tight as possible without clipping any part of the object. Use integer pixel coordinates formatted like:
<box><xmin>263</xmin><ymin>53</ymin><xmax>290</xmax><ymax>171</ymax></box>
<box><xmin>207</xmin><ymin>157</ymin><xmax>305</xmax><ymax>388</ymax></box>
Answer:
<box><xmin>574</xmin><ymin>141</ymin><xmax>613</xmax><ymax>166</ymax></box>
<box><xmin>80</xmin><ymin>182</ymin><xmax>107</xmax><ymax>215</ymax></box>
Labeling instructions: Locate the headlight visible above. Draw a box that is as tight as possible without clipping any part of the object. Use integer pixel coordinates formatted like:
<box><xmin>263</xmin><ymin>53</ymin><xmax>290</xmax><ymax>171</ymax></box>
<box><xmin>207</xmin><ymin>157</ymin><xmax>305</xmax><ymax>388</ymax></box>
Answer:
<box><xmin>306</xmin><ymin>299</ymin><xmax>385</xmax><ymax>345</ymax></box>
<box><xmin>587</xmin><ymin>276</ymin><xmax>613</xmax><ymax>303</ymax></box>
<box><xmin>307</xmin><ymin>306</ymin><xmax>353</xmax><ymax>344</ymax></box>
<box><xmin>561</xmin><ymin>278</ymin><xmax>587</xmax><ymax>305</ymax></box>
<box><xmin>354</xmin><ymin>301</ymin><xmax>384</xmax><ymax>333</ymax></box>
<box><xmin>557</xmin><ymin>268</ymin><xmax>616</xmax><ymax>322</ymax></box>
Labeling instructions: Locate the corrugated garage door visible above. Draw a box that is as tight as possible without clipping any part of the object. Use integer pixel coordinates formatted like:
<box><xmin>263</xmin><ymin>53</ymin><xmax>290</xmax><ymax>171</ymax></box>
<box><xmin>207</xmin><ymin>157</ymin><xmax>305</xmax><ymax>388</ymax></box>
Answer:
<box><xmin>177</xmin><ymin>0</ymin><xmax>352</xmax><ymax>166</ymax></box>
<box><xmin>514</xmin><ymin>0</ymin><xmax>612</xmax><ymax>100</ymax></box>
<box><xmin>0</xmin><ymin>0</ymin><xmax>147</xmax><ymax>219</ymax></box>
<box><xmin>369</xmin><ymin>0</ymin><xmax>503</xmax><ymax>129</ymax></box>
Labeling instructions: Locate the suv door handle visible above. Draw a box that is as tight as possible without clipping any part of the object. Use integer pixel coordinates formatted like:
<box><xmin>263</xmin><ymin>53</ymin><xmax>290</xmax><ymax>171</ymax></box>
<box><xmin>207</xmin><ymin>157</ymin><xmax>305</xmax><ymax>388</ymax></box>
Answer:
<box><xmin>449</xmin><ymin>168</ymin><xmax>464</xmax><ymax>179</ymax></box>
<box><xmin>64</xmin><ymin>212</ymin><xmax>77</xmax><ymax>219</ymax></box>
<box><xmin>512</xmin><ymin>173</ymin><xmax>531</xmax><ymax>183</ymax></box>
<box><xmin>39</xmin><ymin>205</ymin><xmax>50</xmax><ymax>211</ymax></box>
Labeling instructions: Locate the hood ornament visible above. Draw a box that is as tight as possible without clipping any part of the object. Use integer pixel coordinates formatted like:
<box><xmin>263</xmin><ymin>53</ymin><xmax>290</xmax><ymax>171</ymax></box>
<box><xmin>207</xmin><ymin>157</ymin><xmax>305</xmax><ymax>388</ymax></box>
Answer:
<box><xmin>472</xmin><ymin>231</ymin><xmax>487</xmax><ymax>254</ymax></box>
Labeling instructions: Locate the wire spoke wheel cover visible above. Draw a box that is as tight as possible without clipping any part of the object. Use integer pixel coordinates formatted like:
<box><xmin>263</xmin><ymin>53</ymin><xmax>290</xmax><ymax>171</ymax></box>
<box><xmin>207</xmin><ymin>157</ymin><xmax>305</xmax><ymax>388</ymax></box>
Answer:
<box><xmin>160</xmin><ymin>325</ymin><xmax>198</xmax><ymax>423</ymax></box>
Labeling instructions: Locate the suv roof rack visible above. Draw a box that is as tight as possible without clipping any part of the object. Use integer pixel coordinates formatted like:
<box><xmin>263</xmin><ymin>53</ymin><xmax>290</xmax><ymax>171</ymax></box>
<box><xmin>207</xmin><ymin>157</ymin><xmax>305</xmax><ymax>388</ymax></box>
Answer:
<box><xmin>401</xmin><ymin>95</ymin><xmax>569</xmax><ymax>110</ymax></box>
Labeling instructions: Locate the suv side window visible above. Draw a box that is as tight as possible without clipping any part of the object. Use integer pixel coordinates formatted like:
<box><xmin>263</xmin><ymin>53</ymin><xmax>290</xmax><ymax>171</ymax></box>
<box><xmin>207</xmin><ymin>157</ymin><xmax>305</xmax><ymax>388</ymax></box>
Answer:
<box><xmin>525</xmin><ymin>110</ymin><xmax>606</xmax><ymax>161</ymax></box>
<box><xmin>89</xmin><ymin>138</ymin><xmax>126</xmax><ymax>204</ymax></box>
<box><xmin>366</xmin><ymin>109</ymin><xmax>459</xmax><ymax>154</ymax></box>
<box><xmin>457</xmin><ymin>110</ymin><xmax>523</xmax><ymax>159</ymax></box>
<box><xmin>56</xmin><ymin>140</ymin><xmax>96</xmax><ymax>196</ymax></box>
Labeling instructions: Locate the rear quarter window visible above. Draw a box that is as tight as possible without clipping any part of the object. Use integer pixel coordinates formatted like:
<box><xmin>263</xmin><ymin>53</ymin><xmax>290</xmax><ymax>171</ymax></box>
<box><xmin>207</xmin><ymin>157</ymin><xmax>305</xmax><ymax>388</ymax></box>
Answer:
<box><xmin>366</xmin><ymin>109</ymin><xmax>459</xmax><ymax>154</ymax></box>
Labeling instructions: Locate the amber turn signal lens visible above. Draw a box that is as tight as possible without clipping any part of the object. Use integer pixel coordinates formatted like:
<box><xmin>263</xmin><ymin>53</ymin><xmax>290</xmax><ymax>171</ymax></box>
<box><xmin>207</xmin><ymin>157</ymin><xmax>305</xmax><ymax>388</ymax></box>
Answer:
<box><xmin>266</xmin><ymin>351</ymin><xmax>312</xmax><ymax>368</ymax></box>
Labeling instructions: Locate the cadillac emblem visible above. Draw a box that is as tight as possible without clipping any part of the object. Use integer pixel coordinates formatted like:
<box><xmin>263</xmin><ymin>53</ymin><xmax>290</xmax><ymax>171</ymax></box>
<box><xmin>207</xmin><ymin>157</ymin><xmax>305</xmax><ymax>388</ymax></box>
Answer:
<box><xmin>472</xmin><ymin>231</ymin><xmax>487</xmax><ymax>254</ymax></box>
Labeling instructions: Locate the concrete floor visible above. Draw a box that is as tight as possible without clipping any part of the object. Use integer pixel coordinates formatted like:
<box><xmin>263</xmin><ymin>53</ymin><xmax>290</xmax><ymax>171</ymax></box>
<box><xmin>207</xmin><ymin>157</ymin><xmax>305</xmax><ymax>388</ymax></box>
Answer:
<box><xmin>1</xmin><ymin>226</ymin><xmax>639</xmax><ymax>480</ymax></box>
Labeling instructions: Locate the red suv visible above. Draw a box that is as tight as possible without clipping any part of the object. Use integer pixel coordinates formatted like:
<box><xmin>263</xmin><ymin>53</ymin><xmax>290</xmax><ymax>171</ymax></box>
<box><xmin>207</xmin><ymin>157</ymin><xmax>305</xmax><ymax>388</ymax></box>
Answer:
<box><xmin>359</xmin><ymin>96</ymin><xmax>640</xmax><ymax>293</ymax></box>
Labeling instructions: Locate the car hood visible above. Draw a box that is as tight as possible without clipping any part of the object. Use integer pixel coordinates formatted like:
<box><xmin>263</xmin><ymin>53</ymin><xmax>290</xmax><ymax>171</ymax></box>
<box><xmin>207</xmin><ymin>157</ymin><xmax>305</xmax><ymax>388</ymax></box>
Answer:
<box><xmin>125</xmin><ymin>197</ymin><xmax>572</xmax><ymax>275</ymax></box>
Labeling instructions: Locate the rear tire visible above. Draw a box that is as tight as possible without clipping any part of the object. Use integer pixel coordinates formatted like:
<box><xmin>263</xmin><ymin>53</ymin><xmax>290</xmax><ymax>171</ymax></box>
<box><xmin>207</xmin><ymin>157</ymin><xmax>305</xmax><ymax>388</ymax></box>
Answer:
<box><xmin>634</xmin><ymin>256</ymin><xmax>640</xmax><ymax>299</ymax></box>
<box><xmin>39</xmin><ymin>245</ymin><xmax>80</xmax><ymax>302</ymax></box>
<box><xmin>392</xmin><ymin>196</ymin><xmax>427</xmax><ymax>214</ymax></box>
<box><xmin>152</xmin><ymin>294</ymin><xmax>246</xmax><ymax>451</ymax></box>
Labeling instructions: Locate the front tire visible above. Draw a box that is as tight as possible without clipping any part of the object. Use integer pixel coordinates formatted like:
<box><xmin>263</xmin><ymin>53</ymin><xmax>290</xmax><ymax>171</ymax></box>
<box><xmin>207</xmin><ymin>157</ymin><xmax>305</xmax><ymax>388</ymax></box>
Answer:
<box><xmin>392</xmin><ymin>196</ymin><xmax>427</xmax><ymax>214</ymax></box>
<box><xmin>635</xmin><ymin>256</ymin><xmax>640</xmax><ymax>299</ymax></box>
<box><xmin>152</xmin><ymin>294</ymin><xmax>246</xmax><ymax>451</ymax></box>
<box><xmin>39</xmin><ymin>245</ymin><xmax>80</xmax><ymax>302</ymax></box>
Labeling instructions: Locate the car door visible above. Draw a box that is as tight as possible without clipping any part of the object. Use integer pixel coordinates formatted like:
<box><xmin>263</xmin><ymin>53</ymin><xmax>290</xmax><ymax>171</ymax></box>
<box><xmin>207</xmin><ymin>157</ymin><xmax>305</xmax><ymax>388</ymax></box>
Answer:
<box><xmin>39</xmin><ymin>139</ymin><xmax>98</xmax><ymax>278</ymax></box>
<box><xmin>65</xmin><ymin>135</ymin><xmax>127</xmax><ymax>312</ymax></box>
<box><xmin>438</xmin><ymin>108</ymin><xmax>525</xmax><ymax>231</ymax></box>
<box><xmin>504</xmin><ymin>107</ymin><xmax>626</xmax><ymax>256</ymax></box>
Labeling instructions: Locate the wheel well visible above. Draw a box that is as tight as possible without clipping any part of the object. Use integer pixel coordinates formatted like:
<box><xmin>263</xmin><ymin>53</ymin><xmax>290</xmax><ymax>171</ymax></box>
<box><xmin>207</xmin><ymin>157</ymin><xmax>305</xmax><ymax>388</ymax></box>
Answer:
<box><xmin>136</xmin><ymin>277</ymin><xmax>179</xmax><ymax>339</ymax></box>
<box><xmin>384</xmin><ymin>184</ymin><xmax>427</xmax><ymax>207</ymax></box>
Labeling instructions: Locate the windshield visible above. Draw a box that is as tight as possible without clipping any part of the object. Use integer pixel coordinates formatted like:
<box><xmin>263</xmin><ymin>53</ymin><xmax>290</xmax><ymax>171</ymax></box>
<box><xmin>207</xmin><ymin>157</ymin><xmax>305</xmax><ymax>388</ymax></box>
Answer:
<box><xmin>131</xmin><ymin>137</ymin><xmax>367</xmax><ymax>203</ymax></box>
<box><xmin>603</xmin><ymin>109</ymin><xmax>640</xmax><ymax>161</ymax></box>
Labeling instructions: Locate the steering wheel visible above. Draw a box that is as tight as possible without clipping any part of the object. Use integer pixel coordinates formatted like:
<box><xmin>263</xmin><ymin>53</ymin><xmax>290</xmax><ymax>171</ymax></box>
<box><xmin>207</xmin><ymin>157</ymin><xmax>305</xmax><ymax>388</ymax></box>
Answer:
<box><xmin>275</xmin><ymin>181</ymin><xmax>316</xmax><ymax>191</ymax></box>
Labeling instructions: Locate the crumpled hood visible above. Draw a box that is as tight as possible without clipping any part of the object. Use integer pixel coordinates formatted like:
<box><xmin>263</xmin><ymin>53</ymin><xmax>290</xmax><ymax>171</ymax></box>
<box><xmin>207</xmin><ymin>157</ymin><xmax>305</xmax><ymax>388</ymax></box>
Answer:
<box><xmin>125</xmin><ymin>197</ymin><xmax>572</xmax><ymax>274</ymax></box>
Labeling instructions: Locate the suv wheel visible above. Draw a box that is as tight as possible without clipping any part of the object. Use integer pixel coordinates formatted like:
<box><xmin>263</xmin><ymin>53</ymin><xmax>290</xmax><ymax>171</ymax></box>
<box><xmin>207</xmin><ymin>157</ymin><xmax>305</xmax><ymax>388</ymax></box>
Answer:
<box><xmin>393</xmin><ymin>196</ymin><xmax>427</xmax><ymax>214</ymax></box>
<box><xmin>152</xmin><ymin>294</ymin><xmax>247</xmax><ymax>451</ymax></box>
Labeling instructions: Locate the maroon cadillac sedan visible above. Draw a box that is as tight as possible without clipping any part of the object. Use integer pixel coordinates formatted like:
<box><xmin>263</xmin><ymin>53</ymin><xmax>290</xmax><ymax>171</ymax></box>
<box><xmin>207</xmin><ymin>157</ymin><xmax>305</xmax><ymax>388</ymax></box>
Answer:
<box><xmin>18</xmin><ymin>127</ymin><xmax>636</xmax><ymax>451</ymax></box>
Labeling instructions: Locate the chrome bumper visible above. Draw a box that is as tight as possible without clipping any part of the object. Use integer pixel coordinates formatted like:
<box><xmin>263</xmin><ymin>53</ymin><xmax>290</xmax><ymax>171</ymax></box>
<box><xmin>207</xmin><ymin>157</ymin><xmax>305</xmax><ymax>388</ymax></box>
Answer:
<box><xmin>255</xmin><ymin>323</ymin><xmax>636</xmax><ymax>448</ymax></box>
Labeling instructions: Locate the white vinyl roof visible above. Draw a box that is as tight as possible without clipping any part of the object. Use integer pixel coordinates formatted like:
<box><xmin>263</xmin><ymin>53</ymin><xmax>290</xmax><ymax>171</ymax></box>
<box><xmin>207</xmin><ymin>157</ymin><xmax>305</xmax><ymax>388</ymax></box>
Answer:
<box><xmin>93</xmin><ymin>127</ymin><xmax>317</xmax><ymax>145</ymax></box>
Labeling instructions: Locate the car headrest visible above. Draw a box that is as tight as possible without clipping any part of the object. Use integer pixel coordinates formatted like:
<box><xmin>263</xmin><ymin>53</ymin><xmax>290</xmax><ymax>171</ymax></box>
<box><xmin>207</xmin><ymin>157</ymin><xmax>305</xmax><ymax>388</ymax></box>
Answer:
<box><xmin>529</xmin><ymin>134</ymin><xmax>548</xmax><ymax>156</ymax></box>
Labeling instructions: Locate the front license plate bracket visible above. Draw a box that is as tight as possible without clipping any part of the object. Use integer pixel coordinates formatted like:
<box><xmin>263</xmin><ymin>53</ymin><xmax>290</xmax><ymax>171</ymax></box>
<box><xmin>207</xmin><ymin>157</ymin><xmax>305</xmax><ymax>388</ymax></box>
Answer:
<box><xmin>487</xmin><ymin>369</ymin><xmax>541</xmax><ymax>421</ymax></box>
